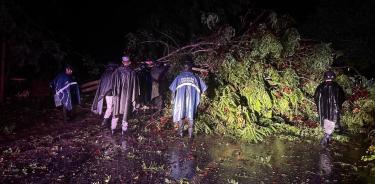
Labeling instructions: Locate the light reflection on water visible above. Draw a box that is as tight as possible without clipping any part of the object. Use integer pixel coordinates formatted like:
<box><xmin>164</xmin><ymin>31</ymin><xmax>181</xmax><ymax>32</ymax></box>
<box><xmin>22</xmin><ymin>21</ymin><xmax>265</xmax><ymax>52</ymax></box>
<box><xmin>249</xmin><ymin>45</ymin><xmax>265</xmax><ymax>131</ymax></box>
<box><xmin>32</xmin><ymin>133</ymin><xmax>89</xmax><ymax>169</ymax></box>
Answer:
<box><xmin>168</xmin><ymin>136</ymin><xmax>374</xmax><ymax>183</ymax></box>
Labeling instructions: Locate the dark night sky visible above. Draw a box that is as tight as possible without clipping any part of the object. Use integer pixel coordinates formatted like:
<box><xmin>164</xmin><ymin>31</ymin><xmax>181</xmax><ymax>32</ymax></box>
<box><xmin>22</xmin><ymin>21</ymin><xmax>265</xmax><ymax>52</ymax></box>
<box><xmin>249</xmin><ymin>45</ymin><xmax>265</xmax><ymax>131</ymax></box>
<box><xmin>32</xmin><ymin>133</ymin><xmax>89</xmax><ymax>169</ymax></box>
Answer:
<box><xmin>15</xmin><ymin>0</ymin><xmax>319</xmax><ymax>62</ymax></box>
<box><xmin>10</xmin><ymin>0</ymin><xmax>375</xmax><ymax>78</ymax></box>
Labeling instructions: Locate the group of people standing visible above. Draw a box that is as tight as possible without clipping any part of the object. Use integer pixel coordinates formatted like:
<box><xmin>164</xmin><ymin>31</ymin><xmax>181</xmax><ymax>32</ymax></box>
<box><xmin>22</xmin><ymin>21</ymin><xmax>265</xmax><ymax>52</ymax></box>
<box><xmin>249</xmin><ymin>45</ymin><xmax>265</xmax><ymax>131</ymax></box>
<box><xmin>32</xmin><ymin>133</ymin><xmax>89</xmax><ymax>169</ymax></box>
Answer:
<box><xmin>51</xmin><ymin>55</ymin><xmax>207</xmax><ymax>138</ymax></box>
<box><xmin>50</xmin><ymin>55</ymin><xmax>345</xmax><ymax>144</ymax></box>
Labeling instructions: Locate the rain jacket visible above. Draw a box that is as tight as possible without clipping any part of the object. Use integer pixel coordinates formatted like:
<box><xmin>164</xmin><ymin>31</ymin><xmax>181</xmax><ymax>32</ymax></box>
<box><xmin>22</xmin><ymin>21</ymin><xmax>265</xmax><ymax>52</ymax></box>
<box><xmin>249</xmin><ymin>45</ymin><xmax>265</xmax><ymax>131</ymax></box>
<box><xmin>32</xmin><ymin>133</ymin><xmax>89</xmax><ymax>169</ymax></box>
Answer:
<box><xmin>314</xmin><ymin>81</ymin><xmax>345</xmax><ymax>126</ymax></box>
<box><xmin>138</xmin><ymin>65</ymin><xmax>152</xmax><ymax>104</ymax></box>
<box><xmin>169</xmin><ymin>71</ymin><xmax>207</xmax><ymax>122</ymax></box>
<box><xmin>150</xmin><ymin>64</ymin><xmax>169</xmax><ymax>99</ymax></box>
<box><xmin>91</xmin><ymin>63</ymin><xmax>118</xmax><ymax>114</ymax></box>
<box><xmin>111</xmin><ymin>65</ymin><xmax>140</xmax><ymax>121</ymax></box>
<box><xmin>51</xmin><ymin>73</ymin><xmax>80</xmax><ymax>111</ymax></box>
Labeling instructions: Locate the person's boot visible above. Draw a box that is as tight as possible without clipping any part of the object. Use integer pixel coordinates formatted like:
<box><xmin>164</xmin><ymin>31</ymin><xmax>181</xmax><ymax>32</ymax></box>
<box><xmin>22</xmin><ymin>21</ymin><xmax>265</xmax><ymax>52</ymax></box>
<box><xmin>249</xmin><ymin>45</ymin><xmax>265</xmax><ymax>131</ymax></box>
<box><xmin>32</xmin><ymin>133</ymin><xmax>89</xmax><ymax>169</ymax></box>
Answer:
<box><xmin>121</xmin><ymin>121</ymin><xmax>128</xmax><ymax>137</ymax></box>
<box><xmin>320</xmin><ymin>133</ymin><xmax>330</xmax><ymax>146</ymax></box>
<box><xmin>101</xmin><ymin>118</ymin><xmax>109</xmax><ymax>127</ymax></box>
<box><xmin>100</xmin><ymin>118</ymin><xmax>109</xmax><ymax>128</ymax></box>
<box><xmin>188</xmin><ymin>128</ymin><xmax>194</xmax><ymax>139</ymax></box>
<box><xmin>327</xmin><ymin>134</ymin><xmax>332</xmax><ymax>145</ymax></box>
<box><xmin>121</xmin><ymin>130</ymin><xmax>126</xmax><ymax>137</ymax></box>
<box><xmin>111</xmin><ymin>129</ymin><xmax>115</xmax><ymax>136</ymax></box>
<box><xmin>177</xmin><ymin>121</ymin><xmax>183</xmax><ymax>137</ymax></box>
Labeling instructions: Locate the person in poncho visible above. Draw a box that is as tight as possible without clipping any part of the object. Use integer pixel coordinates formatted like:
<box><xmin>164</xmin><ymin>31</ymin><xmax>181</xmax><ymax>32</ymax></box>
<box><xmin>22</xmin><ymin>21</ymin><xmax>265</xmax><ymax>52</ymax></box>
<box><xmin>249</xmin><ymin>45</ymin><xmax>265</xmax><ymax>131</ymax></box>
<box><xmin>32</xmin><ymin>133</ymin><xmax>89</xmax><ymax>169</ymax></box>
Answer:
<box><xmin>110</xmin><ymin>56</ymin><xmax>140</xmax><ymax>135</ymax></box>
<box><xmin>314</xmin><ymin>70</ymin><xmax>345</xmax><ymax>146</ymax></box>
<box><xmin>169</xmin><ymin>62</ymin><xmax>207</xmax><ymax>138</ymax></box>
<box><xmin>137</xmin><ymin>60</ymin><xmax>153</xmax><ymax>107</ymax></box>
<box><xmin>91</xmin><ymin>62</ymin><xmax>118</xmax><ymax>127</ymax></box>
<box><xmin>150</xmin><ymin>61</ymin><xmax>169</xmax><ymax>114</ymax></box>
<box><xmin>51</xmin><ymin>65</ymin><xmax>80</xmax><ymax>122</ymax></box>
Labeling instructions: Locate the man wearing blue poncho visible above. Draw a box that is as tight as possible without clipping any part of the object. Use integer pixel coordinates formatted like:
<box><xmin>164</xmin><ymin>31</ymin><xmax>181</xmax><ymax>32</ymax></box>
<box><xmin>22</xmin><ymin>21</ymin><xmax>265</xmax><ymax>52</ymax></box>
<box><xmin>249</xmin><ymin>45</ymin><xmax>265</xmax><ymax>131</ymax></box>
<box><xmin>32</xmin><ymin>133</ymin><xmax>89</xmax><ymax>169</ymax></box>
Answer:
<box><xmin>51</xmin><ymin>65</ymin><xmax>80</xmax><ymax>122</ymax></box>
<box><xmin>169</xmin><ymin>61</ymin><xmax>207</xmax><ymax>138</ymax></box>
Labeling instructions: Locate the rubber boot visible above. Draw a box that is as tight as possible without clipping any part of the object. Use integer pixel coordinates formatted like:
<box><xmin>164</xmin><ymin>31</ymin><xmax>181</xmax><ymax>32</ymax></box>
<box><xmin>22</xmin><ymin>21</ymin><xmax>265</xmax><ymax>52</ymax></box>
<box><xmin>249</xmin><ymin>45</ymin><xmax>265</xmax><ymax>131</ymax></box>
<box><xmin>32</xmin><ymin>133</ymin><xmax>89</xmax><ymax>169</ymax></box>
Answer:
<box><xmin>121</xmin><ymin>121</ymin><xmax>128</xmax><ymax>136</ymax></box>
<box><xmin>178</xmin><ymin>121</ymin><xmax>183</xmax><ymax>137</ymax></box>
<box><xmin>101</xmin><ymin>118</ymin><xmax>109</xmax><ymax>127</ymax></box>
<box><xmin>320</xmin><ymin>133</ymin><xmax>330</xmax><ymax>146</ymax></box>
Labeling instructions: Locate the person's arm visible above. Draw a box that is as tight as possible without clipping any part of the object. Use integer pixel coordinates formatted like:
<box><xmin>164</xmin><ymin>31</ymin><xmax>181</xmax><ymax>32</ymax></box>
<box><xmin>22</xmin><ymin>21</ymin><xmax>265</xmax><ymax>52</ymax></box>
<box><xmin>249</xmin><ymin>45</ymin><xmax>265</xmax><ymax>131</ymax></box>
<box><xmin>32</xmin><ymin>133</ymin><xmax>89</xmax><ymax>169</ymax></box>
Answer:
<box><xmin>313</xmin><ymin>83</ymin><xmax>322</xmax><ymax>105</ymax></box>
<box><xmin>169</xmin><ymin>77</ymin><xmax>178</xmax><ymax>105</ymax></box>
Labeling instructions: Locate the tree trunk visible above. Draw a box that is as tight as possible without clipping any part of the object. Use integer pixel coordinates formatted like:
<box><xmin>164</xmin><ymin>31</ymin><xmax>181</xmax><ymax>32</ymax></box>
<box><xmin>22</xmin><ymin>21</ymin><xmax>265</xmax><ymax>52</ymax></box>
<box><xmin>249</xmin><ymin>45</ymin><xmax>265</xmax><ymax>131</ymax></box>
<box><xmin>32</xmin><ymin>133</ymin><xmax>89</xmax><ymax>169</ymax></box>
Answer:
<box><xmin>0</xmin><ymin>41</ymin><xmax>5</xmax><ymax>103</ymax></box>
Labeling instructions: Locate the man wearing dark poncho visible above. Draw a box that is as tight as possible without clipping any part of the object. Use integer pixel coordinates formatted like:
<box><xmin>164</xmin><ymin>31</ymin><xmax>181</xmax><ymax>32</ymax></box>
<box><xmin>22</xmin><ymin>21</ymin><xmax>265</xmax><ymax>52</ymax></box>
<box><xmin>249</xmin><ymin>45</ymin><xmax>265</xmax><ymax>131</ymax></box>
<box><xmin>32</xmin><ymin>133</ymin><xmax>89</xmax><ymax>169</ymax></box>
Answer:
<box><xmin>91</xmin><ymin>62</ymin><xmax>118</xmax><ymax>127</ymax></box>
<box><xmin>110</xmin><ymin>56</ymin><xmax>140</xmax><ymax>135</ymax></box>
<box><xmin>314</xmin><ymin>71</ymin><xmax>346</xmax><ymax>146</ymax></box>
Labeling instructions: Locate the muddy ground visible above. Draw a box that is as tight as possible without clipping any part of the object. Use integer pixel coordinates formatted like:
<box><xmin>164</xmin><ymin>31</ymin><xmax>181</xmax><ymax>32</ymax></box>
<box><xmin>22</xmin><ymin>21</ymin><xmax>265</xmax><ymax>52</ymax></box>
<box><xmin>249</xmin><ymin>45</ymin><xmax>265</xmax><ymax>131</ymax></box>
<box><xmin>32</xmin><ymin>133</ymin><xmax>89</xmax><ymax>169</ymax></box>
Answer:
<box><xmin>0</xmin><ymin>98</ymin><xmax>374</xmax><ymax>184</ymax></box>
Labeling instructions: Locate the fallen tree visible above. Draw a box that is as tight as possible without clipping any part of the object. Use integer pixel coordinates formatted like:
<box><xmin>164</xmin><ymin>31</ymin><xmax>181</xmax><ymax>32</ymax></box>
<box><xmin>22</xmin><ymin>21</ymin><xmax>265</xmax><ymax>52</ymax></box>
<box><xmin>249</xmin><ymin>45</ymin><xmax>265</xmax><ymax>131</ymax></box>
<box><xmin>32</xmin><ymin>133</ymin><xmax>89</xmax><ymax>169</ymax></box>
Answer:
<box><xmin>126</xmin><ymin>11</ymin><xmax>375</xmax><ymax>143</ymax></box>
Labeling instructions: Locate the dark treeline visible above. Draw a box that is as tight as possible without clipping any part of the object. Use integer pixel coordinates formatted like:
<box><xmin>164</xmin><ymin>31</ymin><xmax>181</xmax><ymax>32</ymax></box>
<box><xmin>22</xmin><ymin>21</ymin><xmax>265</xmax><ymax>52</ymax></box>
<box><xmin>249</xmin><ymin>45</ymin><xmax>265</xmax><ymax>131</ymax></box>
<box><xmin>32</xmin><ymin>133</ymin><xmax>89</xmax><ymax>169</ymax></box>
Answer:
<box><xmin>1</xmin><ymin>0</ymin><xmax>374</xmax><ymax>91</ymax></box>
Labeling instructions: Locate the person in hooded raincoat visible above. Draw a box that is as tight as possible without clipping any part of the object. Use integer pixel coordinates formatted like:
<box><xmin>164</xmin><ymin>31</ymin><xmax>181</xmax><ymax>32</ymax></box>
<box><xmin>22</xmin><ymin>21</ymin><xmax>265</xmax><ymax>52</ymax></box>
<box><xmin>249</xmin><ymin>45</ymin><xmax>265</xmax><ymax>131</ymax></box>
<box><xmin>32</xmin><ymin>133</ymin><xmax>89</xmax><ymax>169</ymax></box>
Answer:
<box><xmin>150</xmin><ymin>61</ymin><xmax>169</xmax><ymax>114</ymax></box>
<box><xmin>137</xmin><ymin>60</ymin><xmax>153</xmax><ymax>107</ymax></box>
<box><xmin>91</xmin><ymin>62</ymin><xmax>118</xmax><ymax>127</ymax></box>
<box><xmin>51</xmin><ymin>65</ymin><xmax>80</xmax><ymax>122</ymax></box>
<box><xmin>314</xmin><ymin>70</ymin><xmax>345</xmax><ymax>146</ymax></box>
<box><xmin>169</xmin><ymin>62</ymin><xmax>207</xmax><ymax>138</ymax></box>
<box><xmin>110</xmin><ymin>56</ymin><xmax>140</xmax><ymax>135</ymax></box>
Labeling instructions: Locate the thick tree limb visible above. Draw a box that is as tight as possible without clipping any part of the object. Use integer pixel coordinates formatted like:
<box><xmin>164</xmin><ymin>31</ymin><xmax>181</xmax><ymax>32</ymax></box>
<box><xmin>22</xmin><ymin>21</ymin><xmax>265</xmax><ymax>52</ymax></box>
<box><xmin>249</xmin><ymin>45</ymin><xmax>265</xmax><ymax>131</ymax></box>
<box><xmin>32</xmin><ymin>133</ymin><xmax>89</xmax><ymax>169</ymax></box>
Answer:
<box><xmin>81</xmin><ymin>85</ymin><xmax>98</xmax><ymax>93</ymax></box>
<box><xmin>81</xmin><ymin>80</ymin><xmax>100</xmax><ymax>88</ymax></box>
<box><xmin>156</xmin><ymin>42</ymin><xmax>217</xmax><ymax>62</ymax></box>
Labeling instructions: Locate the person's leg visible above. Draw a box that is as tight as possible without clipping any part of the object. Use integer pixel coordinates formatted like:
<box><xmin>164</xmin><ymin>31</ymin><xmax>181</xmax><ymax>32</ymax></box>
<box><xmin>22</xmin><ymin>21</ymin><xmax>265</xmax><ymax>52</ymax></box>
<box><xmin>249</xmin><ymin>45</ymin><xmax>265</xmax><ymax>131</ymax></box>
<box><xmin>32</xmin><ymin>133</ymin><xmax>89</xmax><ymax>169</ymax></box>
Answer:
<box><xmin>121</xmin><ymin>114</ymin><xmax>129</xmax><ymax>135</ymax></box>
<box><xmin>321</xmin><ymin>119</ymin><xmax>335</xmax><ymax>146</ymax></box>
<box><xmin>111</xmin><ymin>116</ymin><xmax>119</xmax><ymax>135</ymax></box>
<box><xmin>188</xmin><ymin>119</ymin><xmax>194</xmax><ymax>139</ymax></box>
<box><xmin>177</xmin><ymin>120</ymin><xmax>183</xmax><ymax>137</ymax></box>
<box><xmin>102</xmin><ymin>96</ymin><xmax>113</xmax><ymax>126</ymax></box>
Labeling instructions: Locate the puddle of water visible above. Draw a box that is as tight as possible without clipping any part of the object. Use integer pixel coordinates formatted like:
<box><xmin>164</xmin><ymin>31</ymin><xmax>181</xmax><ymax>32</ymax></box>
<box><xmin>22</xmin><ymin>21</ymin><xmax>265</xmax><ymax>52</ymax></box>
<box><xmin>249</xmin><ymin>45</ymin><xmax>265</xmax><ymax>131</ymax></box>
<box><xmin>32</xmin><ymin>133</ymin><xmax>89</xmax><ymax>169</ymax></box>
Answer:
<box><xmin>170</xmin><ymin>136</ymin><xmax>375</xmax><ymax>183</ymax></box>
<box><xmin>167</xmin><ymin>141</ymin><xmax>197</xmax><ymax>181</ymax></box>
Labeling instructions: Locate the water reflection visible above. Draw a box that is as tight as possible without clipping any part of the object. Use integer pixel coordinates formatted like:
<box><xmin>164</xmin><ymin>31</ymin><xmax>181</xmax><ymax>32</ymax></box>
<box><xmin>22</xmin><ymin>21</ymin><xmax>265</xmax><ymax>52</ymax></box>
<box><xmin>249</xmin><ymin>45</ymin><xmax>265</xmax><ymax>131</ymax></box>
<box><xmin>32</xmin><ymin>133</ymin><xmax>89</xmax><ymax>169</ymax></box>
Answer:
<box><xmin>120</xmin><ymin>137</ymin><xmax>128</xmax><ymax>150</ymax></box>
<box><xmin>168</xmin><ymin>141</ymin><xmax>197</xmax><ymax>181</ymax></box>
<box><xmin>319</xmin><ymin>149</ymin><xmax>333</xmax><ymax>176</ymax></box>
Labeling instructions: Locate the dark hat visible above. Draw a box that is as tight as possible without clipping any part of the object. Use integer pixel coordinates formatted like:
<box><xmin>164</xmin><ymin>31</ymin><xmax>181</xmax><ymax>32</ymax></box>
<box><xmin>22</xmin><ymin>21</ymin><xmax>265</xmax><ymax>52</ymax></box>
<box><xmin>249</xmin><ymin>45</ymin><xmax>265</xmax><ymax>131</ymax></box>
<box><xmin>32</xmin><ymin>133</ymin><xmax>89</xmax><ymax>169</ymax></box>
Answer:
<box><xmin>183</xmin><ymin>61</ymin><xmax>193</xmax><ymax>71</ymax></box>
<box><xmin>324</xmin><ymin>70</ymin><xmax>336</xmax><ymax>80</ymax></box>
<box><xmin>64</xmin><ymin>64</ymin><xmax>73</xmax><ymax>70</ymax></box>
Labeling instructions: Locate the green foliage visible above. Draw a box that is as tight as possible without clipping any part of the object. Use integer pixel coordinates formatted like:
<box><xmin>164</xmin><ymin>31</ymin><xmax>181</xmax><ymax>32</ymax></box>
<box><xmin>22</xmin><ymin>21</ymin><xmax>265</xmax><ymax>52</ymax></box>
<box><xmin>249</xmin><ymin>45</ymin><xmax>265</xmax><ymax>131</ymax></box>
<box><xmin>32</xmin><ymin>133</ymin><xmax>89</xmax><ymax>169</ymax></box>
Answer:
<box><xmin>300</xmin><ymin>43</ymin><xmax>333</xmax><ymax>76</ymax></box>
<box><xmin>274</xmin><ymin>123</ymin><xmax>323</xmax><ymax>141</ymax></box>
<box><xmin>362</xmin><ymin>145</ymin><xmax>375</xmax><ymax>162</ymax></box>
<box><xmin>281</xmin><ymin>28</ymin><xmax>300</xmax><ymax>57</ymax></box>
<box><xmin>250</xmin><ymin>33</ymin><xmax>283</xmax><ymax>59</ymax></box>
<box><xmin>301</xmin><ymin>80</ymin><xmax>318</xmax><ymax>96</ymax></box>
<box><xmin>341</xmin><ymin>84</ymin><xmax>375</xmax><ymax>134</ymax></box>
<box><xmin>195</xmin><ymin>114</ymin><xmax>214</xmax><ymax>134</ymax></box>
<box><xmin>160</xmin><ymin>12</ymin><xmax>373</xmax><ymax>144</ymax></box>
<box><xmin>336</xmin><ymin>74</ymin><xmax>353</xmax><ymax>94</ymax></box>
<box><xmin>342</xmin><ymin>99</ymin><xmax>375</xmax><ymax>133</ymax></box>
